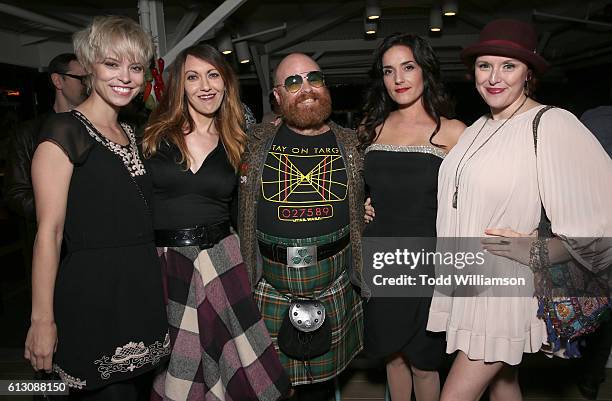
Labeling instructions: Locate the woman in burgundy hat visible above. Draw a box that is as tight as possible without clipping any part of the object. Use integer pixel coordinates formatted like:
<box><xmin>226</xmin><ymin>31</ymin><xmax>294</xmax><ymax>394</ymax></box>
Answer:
<box><xmin>426</xmin><ymin>19</ymin><xmax>612</xmax><ymax>401</ymax></box>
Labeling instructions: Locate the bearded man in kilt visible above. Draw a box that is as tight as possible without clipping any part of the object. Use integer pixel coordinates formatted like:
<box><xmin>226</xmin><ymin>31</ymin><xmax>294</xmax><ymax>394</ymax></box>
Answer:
<box><xmin>238</xmin><ymin>53</ymin><xmax>366</xmax><ymax>400</ymax></box>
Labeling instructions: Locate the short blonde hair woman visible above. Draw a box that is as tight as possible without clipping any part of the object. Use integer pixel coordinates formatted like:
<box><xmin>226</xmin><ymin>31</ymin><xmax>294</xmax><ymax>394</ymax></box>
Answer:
<box><xmin>25</xmin><ymin>16</ymin><xmax>170</xmax><ymax>400</ymax></box>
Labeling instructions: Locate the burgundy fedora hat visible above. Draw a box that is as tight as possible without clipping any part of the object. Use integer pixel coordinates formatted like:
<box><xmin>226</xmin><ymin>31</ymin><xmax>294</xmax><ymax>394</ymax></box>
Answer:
<box><xmin>460</xmin><ymin>19</ymin><xmax>549</xmax><ymax>74</ymax></box>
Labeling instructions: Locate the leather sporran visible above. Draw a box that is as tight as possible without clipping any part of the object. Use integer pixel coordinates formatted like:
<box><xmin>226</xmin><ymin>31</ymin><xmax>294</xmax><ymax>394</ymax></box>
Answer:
<box><xmin>277</xmin><ymin>299</ymin><xmax>331</xmax><ymax>360</ymax></box>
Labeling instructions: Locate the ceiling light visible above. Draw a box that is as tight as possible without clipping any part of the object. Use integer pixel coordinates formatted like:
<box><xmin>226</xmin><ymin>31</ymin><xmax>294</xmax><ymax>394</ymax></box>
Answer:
<box><xmin>365</xmin><ymin>19</ymin><xmax>377</xmax><ymax>34</ymax></box>
<box><xmin>235</xmin><ymin>40</ymin><xmax>250</xmax><ymax>64</ymax></box>
<box><xmin>366</xmin><ymin>0</ymin><xmax>381</xmax><ymax>20</ymax></box>
<box><xmin>442</xmin><ymin>0</ymin><xmax>458</xmax><ymax>16</ymax></box>
<box><xmin>429</xmin><ymin>6</ymin><xmax>443</xmax><ymax>32</ymax></box>
<box><xmin>217</xmin><ymin>32</ymin><xmax>233</xmax><ymax>55</ymax></box>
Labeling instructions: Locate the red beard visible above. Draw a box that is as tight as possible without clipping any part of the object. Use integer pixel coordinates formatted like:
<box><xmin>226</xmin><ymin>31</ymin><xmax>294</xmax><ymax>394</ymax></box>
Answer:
<box><xmin>280</xmin><ymin>89</ymin><xmax>332</xmax><ymax>130</ymax></box>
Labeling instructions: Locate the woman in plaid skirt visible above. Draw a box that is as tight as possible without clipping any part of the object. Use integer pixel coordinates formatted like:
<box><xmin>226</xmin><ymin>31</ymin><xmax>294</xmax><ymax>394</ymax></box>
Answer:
<box><xmin>142</xmin><ymin>44</ymin><xmax>291</xmax><ymax>401</ymax></box>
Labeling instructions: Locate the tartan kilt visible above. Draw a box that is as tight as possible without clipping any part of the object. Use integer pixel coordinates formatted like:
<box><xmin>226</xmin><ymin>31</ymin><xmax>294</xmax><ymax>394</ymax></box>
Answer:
<box><xmin>254</xmin><ymin>228</ymin><xmax>364</xmax><ymax>385</ymax></box>
<box><xmin>152</xmin><ymin>233</ymin><xmax>290</xmax><ymax>401</ymax></box>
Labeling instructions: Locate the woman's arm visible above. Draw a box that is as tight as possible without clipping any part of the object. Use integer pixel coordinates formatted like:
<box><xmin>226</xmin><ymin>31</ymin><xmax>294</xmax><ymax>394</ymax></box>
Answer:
<box><xmin>546</xmin><ymin>237</ymin><xmax>571</xmax><ymax>264</ymax></box>
<box><xmin>537</xmin><ymin>109</ymin><xmax>612</xmax><ymax>272</ymax></box>
<box><xmin>24</xmin><ymin>141</ymin><xmax>73</xmax><ymax>372</ymax></box>
<box><xmin>482</xmin><ymin>228</ymin><xmax>571</xmax><ymax>266</ymax></box>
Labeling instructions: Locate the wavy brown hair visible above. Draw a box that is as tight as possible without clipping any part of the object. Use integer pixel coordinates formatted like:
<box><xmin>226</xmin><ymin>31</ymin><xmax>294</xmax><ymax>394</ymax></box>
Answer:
<box><xmin>142</xmin><ymin>44</ymin><xmax>246</xmax><ymax>171</ymax></box>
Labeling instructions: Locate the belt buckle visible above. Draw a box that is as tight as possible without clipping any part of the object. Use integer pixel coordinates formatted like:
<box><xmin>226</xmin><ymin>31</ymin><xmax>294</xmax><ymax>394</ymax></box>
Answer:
<box><xmin>195</xmin><ymin>225</ymin><xmax>212</xmax><ymax>249</ymax></box>
<box><xmin>286</xmin><ymin>245</ymin><xmax>317</xmax><ymax>268</ymax></box>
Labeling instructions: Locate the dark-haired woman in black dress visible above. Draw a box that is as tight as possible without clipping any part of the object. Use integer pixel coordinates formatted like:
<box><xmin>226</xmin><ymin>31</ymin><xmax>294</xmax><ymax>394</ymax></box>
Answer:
<box><xmin>359</xmin><ymin>33</ymin><xmax>465</xmax><ymax>401</ymax></box>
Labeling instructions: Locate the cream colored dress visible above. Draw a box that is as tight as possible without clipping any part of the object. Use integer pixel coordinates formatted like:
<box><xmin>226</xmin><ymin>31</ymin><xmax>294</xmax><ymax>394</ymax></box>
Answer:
<box><xmin>427</xmin><ymin>105</ymin><xmax>612</xmax><ymax>365</ymax></box>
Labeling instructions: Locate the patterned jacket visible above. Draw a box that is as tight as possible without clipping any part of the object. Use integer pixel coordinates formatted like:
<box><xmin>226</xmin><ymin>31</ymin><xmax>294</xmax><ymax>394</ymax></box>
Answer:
<box><xmin>237</xmin><ymin>120</ymin><xmax>367</xmax><ymax>295</ymax></box>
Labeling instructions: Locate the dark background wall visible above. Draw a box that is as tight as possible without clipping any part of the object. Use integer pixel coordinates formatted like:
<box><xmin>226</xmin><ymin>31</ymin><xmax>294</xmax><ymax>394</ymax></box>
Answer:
<box><xmin>1</xmin><ymin>61</ymin><xmax>612</xmax><ymax>133</ymax></box>
<box><xmin>240</xmin><ymin>64</ymin><xmax>612</xmax><ymax>128</ymax></box>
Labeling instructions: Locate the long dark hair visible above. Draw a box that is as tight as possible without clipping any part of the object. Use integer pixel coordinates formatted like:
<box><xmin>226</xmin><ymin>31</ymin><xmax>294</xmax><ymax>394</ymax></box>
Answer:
<box><xmin>142</xmin><ymin>44</ymin><xmax>246</xmax><ymax>171</ymax></box>
<box><xmin>359</xmin><ymin>33</ymin><xmax>453</xmax><ymax>150</ymax></box>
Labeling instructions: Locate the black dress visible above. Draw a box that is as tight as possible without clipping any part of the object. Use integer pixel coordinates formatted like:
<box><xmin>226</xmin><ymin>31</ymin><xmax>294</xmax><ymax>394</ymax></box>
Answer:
<box><xmin>362</xmin><ymin>144</ymin><xmax>446</xmax><ymax>370</ymax></box>
<box><xmin>39</xmin><ymin>111</ymin><xmax>170</xmax><ymax>390</ymax></box>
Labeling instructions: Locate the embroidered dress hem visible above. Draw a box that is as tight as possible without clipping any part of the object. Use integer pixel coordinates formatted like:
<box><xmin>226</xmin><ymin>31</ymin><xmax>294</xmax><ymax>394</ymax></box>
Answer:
<box><xmin>54</xmin><ymin>333</ymin><xmax>170</xmax><ymax>390</ymax></box>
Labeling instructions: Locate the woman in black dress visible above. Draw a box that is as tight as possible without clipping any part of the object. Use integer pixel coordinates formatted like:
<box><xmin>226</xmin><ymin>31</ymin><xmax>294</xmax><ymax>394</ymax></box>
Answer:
<box><xmin>142</xmin><ymin>44</ymin><xmax>290</xmax><ymax>401</ymax></box>
<box><xmin>359</xmin><ymin>34</ymin><xmax>465</xmax><ymax>401</ymax></box>
<box><xmin>24</xmin><ymin>16</ymin><xmax>169</xmax><ymax>400</ymax></box>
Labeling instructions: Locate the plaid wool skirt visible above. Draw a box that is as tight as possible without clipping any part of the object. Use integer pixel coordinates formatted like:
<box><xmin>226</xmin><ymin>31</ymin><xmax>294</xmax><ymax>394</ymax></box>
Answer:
<box><xmin>254</xmin><ymin>227</ymin><xmax>364</xmax><ymax>385</ymax></box>
<box><xmin>152</xmin><ymin>233</ymin><xmax>290</xmax><ymax>401</ymax></box>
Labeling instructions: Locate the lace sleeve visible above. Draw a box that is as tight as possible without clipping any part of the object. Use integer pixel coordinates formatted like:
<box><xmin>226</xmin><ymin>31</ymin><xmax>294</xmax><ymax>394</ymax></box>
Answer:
<box><xmin>38</xmin><ymin>112</ymin><xmax>94</xmax><ymax>165</ymax></box>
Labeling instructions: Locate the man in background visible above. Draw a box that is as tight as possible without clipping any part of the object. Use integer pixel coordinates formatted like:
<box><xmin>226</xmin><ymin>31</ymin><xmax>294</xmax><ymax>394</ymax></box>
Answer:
<box><xmin>581</xmin><ymin>105</ymin><xmax>612</xmax><ymax>157</ymax></box>
<box><xmin>3</xmin><ymin>53</ymin><xmax>86</xmax><ymax>274</ymax></box>
<box><xmin>575</xmin><ymin>104</ymin><xmax>612</xmax><ymax>400</ymax></box>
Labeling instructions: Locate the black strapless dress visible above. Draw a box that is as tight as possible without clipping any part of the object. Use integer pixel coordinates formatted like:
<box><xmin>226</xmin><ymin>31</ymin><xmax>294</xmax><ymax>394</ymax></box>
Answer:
<box><xmin>362</xmin><ymin>144</ymin><xmax>446</xmax><ymax>370</ymax></box>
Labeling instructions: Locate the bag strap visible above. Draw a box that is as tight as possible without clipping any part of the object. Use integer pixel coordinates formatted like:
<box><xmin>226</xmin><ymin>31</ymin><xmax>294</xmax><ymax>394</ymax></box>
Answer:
<box><xmin>532</xmin><ymin>105</ymin><xmax>555</xmax><ymax>156</ymax></box>
<box><xmin>532</xmin><ymin>106</ymin><xmax>555</xmax><ymax>238</ymax></box>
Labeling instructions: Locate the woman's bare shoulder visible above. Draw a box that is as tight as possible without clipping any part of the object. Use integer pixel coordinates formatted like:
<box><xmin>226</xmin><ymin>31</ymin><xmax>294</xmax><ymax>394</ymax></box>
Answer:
<box><xmin>441</xmin><ymin>117</ymin><xmax>466</xmax><ymax>134</ymax></box>
<box><xmin>438</xmin><ymin>117</ymin><xmax>466</xmax><ymax>149</ymax></box>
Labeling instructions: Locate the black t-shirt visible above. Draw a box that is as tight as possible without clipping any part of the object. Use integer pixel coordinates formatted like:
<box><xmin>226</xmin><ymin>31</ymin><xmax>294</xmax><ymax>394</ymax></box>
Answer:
<box><xmin>146</xmin><ymin>141</ymin><xmax>237</xmax><ymax>230</ymax></box>
<box><xmin>257</xmin><ymin>124</ymin><xmax>349</xmax><ymax>238</ymax></box>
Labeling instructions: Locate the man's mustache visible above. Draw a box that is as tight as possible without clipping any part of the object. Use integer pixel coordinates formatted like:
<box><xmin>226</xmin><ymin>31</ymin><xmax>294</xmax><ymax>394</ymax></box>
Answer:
<box><xmin>293</xmin><ymin>92</ymin><xmax>320</xmax><ymax>104</ymax></box>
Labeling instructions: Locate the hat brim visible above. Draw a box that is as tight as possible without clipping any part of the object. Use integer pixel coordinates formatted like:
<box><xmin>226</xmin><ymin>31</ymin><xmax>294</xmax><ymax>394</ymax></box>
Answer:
<box><xmin>460</xmin><ymin>44</ymin><xmax>550</xmax><ymax>74</ymax></box>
